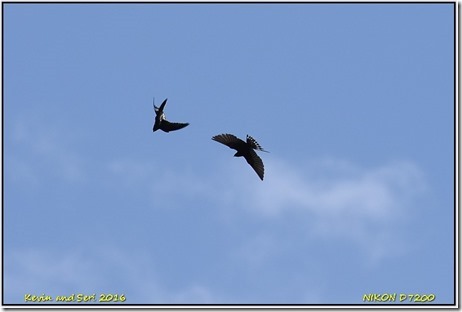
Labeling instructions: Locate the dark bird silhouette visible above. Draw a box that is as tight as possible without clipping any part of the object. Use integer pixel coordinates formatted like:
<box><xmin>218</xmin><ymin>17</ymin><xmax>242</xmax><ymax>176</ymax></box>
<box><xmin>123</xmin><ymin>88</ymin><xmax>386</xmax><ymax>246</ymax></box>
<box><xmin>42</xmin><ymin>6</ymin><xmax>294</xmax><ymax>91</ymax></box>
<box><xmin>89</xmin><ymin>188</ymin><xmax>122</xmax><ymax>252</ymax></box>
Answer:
<box><xmin>153</xmin><ymin>98</ymin><xmax>189</xmax><ymax>133</ymax></box>
<box><xmin>212</xmin><ymin>133</ymin><xmax>268</xmax><ymax>180</ymax></box>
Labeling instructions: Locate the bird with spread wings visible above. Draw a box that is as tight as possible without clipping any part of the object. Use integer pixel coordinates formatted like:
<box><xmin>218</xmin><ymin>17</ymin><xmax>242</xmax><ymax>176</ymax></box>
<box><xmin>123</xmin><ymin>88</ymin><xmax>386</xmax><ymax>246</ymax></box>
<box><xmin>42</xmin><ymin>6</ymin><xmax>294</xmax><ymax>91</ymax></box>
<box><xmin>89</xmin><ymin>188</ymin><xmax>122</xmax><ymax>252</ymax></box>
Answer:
<box><xmin>212</xmin><ymin>133</ymin><xmax>268</xmax><ymax>181</ymax></box>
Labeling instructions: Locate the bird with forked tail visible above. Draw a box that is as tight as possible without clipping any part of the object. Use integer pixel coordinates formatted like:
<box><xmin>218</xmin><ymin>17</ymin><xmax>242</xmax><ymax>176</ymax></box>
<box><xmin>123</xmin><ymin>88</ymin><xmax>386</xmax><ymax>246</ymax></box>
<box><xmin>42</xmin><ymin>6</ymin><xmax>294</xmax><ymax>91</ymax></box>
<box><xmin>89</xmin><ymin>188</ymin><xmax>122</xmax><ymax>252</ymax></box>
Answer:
<box><xmin>153</xmin><ymin>98</ymin><xmax>189</xmax><ymax>133</ymax></box>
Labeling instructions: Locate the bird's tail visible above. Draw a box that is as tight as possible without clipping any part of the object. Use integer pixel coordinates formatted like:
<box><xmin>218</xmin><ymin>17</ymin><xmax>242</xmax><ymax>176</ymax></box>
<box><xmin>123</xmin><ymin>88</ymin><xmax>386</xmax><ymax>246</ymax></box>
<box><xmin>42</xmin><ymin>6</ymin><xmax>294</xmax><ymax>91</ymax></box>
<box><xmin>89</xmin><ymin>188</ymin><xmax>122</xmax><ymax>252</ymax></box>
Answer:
<box><xmin>247</xmin><ymin>135</ymin><xmax>269</xmax><ymax>153</ymax></box>
<box><xmin>153</xmin><ymin>97</ymin><xmax>158</xmax><ymax>111</ymax></box>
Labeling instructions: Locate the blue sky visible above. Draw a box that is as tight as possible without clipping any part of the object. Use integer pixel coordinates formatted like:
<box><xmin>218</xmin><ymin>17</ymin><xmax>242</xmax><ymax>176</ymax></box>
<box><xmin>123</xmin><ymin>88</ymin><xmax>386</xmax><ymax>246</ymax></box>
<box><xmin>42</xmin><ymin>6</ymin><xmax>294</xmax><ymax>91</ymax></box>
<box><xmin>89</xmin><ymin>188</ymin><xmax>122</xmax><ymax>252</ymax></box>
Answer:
<box><xmin>4</xmin><ymin>3</ymin><xmax>455</xmax><ymax>305</ymax></box>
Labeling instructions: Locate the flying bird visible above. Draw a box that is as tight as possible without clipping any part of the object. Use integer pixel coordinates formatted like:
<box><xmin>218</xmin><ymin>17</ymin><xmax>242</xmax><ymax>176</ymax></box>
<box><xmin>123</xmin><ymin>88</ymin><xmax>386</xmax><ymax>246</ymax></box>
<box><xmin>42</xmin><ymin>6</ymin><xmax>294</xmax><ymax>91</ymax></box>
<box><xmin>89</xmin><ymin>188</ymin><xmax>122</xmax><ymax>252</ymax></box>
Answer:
<box><xmin>212</xmin><ymin>133</ymin><xmax>268</xmax><ymax>180</ymax></box>
<box><xmin>152</xmin><ymin>98</ymin><xmax>189</xmax><ymax>133</ymax></box>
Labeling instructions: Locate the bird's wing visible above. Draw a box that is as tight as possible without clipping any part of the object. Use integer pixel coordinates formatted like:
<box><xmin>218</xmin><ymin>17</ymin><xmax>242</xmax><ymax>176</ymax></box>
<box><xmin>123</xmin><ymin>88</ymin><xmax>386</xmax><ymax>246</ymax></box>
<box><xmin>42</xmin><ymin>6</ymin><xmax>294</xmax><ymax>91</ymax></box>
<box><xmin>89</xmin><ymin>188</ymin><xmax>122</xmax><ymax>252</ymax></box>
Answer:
<box><xmin>246</xmin><ymin>135</ymin><xmax>268</xmax><ymax>152</ymax></box>
<box><xmin>160</xmin><ymin>120</ymin><xmax>189</xmax><ymax>132</ymax></box>
<box><xmin>158</xmin><ymin>98</ymin><xmax>168</xmax><ymax>113</ymax></box>
<box><xmin>212</xmin><ymin>133</ymin><xmax>246</xmax><ymax>149</ymax></box>
<box><xmin>153</xmin><ymin>119</ymin><xmax>160</xmax><ymax>132</ymax></box>
<box><xmin>244</xmin><ymin>149</ymin><xmax>265</xmax><ymax>180</ymax></box>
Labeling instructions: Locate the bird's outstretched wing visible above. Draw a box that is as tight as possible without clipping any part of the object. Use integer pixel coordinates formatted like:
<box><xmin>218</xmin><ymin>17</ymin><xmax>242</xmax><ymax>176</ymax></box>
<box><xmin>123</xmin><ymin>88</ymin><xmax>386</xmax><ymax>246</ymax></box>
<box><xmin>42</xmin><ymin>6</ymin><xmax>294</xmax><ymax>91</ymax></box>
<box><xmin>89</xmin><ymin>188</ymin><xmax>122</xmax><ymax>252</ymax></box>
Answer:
<box><xmin>154</xmin><ymin>98</ymin><xmax>168</xmax><ymax>113</ymax></box>
<box><xmin>246</xmin><ymin>135</ymin><xmax>268</xmax><ymax>152</ymax></box>
<box><xmin>160</xmin><ymin>120</ymin><xmax>189</xmax><ymax>132</ymax></box>
<box><xmin>244</xmin><ymin>149</ymin><xmax>265</xmax><ymax>180</ymax></box>
<box><xmin>212</xmin><ymin>133</ymin><xmax>246</xmax><ymax>149</ymax></box>
<box><xmin>159</xmin><ymin>98</ymin><xmax>168</xmax><ymax>112</ymax></box>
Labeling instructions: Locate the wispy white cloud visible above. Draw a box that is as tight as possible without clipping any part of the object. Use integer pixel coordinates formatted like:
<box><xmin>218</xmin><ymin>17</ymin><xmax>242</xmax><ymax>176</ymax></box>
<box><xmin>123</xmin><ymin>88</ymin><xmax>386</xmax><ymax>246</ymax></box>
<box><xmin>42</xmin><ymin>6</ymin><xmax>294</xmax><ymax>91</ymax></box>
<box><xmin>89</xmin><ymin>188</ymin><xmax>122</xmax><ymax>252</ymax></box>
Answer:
<box><xmin>105</xmin><ymin>158</ymin><xmax>157</xmax><ymax>188</ymax></box>
<box><xmin>168</xmin><ymin>285</ymin><xmax>218</xmax><ymax>304</ymax></box>
<box><xmin>7</xmin><ymin>118</ymin><xmax>86</xmax><ymax>184</ymax></box>
<box><xmin>5</xmin><ymin>248</ymin><xmax>98</xmax><ymax>303</ymax></box>
<box><xmin>5</xmin><ymin>155</ymin><xmax>427</xmax><ymax>304</ymax></box>
<box><xmin>109</xmin><ymin>155</ymin><xmax>426</xmax><ymax>268</ymax></box>
<box><xmin>224</xmin><ymin>157</ymin><xmax>426</xmax><ymax>265</ymax></box>
<box><xmin>104</xmin><ymin>155</ymin><xmax>426</xmax><ymax>265</ymax></box>
<box><xmin>5</xmin><ymin>246</ymin><xmax>221</xmax><ymax>304</ymax></box>
<box><xmin>237</xmin><ymin>158</ymin><xmax>425</xmax><ymax>218</ymax></box>
<box><xmin>104</xmin><ymin>157</ymin><xmax>219</xmax><ymax>211</ymax></box>
<box><xmin>234</xmin><ymin>232</ymin><xmax>280</xmax><ymax>268</ymax></box>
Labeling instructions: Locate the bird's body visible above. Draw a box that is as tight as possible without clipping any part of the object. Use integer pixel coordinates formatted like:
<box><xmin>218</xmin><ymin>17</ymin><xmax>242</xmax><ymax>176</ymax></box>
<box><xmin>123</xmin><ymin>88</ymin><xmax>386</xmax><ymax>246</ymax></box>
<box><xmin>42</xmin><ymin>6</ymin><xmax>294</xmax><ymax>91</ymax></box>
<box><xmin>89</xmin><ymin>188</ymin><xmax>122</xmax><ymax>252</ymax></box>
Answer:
<box><xmin>153</xmin><ymin>98</ymin><xmax>189</xmax><ymax>133</ymax></box>
<box><xmin>212</xmin><ymin>133</ymin><xmax>267</xmax><ymax>180</ymax></box>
